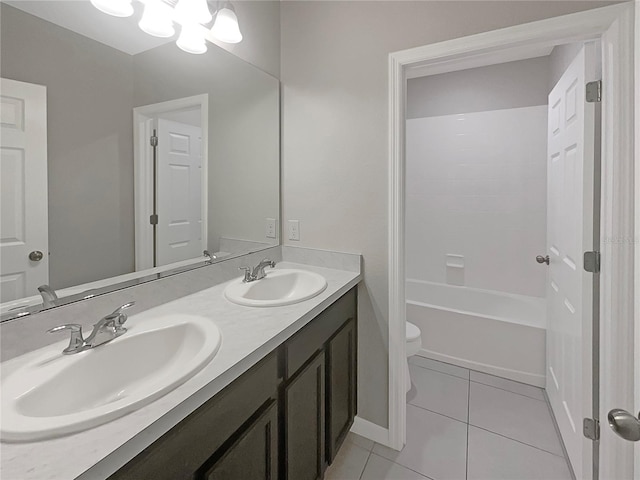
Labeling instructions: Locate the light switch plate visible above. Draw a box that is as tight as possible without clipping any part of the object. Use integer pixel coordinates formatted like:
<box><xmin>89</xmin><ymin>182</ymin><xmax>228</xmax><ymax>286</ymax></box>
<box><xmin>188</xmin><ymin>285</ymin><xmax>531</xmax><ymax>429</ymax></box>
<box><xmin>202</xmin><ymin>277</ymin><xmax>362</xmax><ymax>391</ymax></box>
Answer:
<box><xmin>265</xmin><ymin>218</ymin><xmax>276</xmax><ymax>239</ymax></box>
<box><xmin>288</xmin><ymin>220</ymin><xmax>300</xmax><ymax>241</ymax></box>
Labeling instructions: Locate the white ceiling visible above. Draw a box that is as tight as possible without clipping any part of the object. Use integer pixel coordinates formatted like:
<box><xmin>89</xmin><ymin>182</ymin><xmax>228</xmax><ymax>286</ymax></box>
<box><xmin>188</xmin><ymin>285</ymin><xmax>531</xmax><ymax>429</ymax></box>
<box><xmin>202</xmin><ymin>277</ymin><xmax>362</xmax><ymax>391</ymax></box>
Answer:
<box><xmin>5</xmin><ymin>1</ymin><xmax>175</xmax><ymax>55</ymax></box>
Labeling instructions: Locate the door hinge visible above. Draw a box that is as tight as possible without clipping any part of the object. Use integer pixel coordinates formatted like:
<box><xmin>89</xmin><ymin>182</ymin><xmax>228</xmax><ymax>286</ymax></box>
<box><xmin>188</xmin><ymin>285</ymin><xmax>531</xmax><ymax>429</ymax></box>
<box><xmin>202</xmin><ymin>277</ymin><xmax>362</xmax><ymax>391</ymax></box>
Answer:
<box><xmin>150</xmin><ymin>135</ymin><xmax>158</xmax><ymax>147</ymax></box>
<box><xmin>583</xmin><ymin>418</ymin><xmax>601</xmax><ymax>440</ymax></box>
<box><xmin>586</xmin><ymin>80</ymin><xmax>602</xmax><ymax>103</ymax></box>
<box><xmin>150</xmin><ymin>214</ymin><xmax>158</xmax><ymax>225</ymax></box>
<box><xmin>584</xmin><ymin>251</ymin><xmax>600</xmax><ymax>273</ymax></box>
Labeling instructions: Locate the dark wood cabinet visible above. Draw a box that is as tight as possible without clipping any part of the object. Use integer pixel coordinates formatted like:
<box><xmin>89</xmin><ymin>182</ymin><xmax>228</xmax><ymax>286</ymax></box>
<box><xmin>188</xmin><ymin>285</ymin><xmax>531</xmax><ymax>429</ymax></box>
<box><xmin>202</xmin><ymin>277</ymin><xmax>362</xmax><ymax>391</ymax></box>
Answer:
<box><xmin>283</xmin><ymin>351</ymin><xmax>326</xmax><ymax>480</ymax></box>
<box><xmin>197</xmin><ymin>399</ymin><xmax>278</xmax><ymax>480</ymax></box>
<box><xmin>110</xmin><ymin>287</ymin><xmax>357</xmax><ymax>480</ymax></box>
<box><xmin>326</xmin><ymin>317</ymin><xmax>357</xmax><ymax>463</ymax></box>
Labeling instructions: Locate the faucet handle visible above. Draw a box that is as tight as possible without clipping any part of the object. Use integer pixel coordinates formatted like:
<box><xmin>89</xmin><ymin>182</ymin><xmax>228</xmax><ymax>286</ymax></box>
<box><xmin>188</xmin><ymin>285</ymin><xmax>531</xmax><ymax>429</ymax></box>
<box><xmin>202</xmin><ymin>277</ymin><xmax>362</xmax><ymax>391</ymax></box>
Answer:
<box><xmin>109</xmin><ymin>302</ymin><xmax>135</xmax><ymax>317</ymax></box>
<box><xmin>103</xmin><ymin>302</ymin><xmax>135</xmax><ymax>329</ymax></box>
<box><xmin>47</xmin><ymin>324</ymin><xmax>85</xmax><ymax>354</ymax></box>
<box><xmin>239</xmin><ymin>266</ymin><xmax>253</xmax><ymax>282</ymax></box>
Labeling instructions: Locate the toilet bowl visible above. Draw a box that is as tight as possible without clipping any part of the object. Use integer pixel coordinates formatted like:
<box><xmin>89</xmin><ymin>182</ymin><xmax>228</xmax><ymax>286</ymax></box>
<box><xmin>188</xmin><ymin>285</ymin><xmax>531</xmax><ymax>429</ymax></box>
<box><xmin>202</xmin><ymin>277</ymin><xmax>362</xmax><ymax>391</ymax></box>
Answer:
<box><xmin>405</xmin><ymin>321</ymin><xmax>422</xmax><ymax>392</ymax></box>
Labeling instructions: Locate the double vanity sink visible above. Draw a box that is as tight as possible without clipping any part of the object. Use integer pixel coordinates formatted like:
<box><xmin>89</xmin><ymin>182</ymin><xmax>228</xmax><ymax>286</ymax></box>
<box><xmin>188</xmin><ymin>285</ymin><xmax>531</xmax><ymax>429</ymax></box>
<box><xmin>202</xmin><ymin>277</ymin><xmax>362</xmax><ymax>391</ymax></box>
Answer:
<box><xmin>1</xmin><ymin>265</ymin><xmax>329</xmax><ymax>443</ymax></box>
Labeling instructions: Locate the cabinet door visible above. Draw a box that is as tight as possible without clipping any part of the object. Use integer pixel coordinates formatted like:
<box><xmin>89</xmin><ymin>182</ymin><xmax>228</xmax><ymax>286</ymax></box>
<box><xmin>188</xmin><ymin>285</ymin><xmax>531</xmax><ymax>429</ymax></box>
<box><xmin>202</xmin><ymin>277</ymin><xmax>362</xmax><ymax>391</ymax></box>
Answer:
<box><xmin>284</xmin><ymin>351</ymin><xmax>326</xmax><ymax>480</ymax></box>
<box><xmin>197</xmin><ymin>400</ymin><xmax>278</xmax><ymax>480</ymax></box>
<box><xmin>327</xmin><ymin>317</ymin><xmax>357</xmax><ymax>463</ymax></box>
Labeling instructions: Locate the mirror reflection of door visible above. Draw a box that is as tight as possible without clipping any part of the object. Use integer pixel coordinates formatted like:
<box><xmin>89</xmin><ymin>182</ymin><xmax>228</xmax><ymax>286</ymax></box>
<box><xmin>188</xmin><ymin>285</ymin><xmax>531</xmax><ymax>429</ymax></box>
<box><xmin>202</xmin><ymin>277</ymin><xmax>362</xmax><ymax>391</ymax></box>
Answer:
<box><xmin>133</xmin><ymin>97</ymin><xmax>208</xmax><ymax>271</ymax></box>
<box><xmin>0</xmin><ymin>78</ymin><xmax>49</xmax><ymax>303</ymax></box>
<box><xmin>156</xmin><ymin>117</ymin><xmax>203</xmax><ymax>266</ymax></box>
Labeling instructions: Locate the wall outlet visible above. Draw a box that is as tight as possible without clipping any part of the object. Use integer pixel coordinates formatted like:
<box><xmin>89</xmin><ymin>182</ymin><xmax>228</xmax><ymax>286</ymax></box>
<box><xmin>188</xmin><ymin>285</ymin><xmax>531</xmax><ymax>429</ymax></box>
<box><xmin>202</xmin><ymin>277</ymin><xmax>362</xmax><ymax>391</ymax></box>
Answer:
<box><xmin>288</xmin><ymin>220</ymin><xmax>300</xmax><ymax>241</ymax></box>
<box><xmin>265</xmin><ymin>218</ymin><xmax>276</xmax><ymax>239</ymax></box>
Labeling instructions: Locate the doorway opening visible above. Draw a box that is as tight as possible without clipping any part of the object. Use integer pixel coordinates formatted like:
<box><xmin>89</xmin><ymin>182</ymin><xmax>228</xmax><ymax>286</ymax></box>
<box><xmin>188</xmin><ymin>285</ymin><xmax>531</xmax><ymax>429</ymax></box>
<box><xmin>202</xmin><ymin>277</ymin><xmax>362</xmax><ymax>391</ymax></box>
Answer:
<box><xmin>403</xmin><ymin>41</ymin><xmax>598</xmax><ymax>480</ymax></box>
<box><xmin>385</xmin><ymin>5</ymin><xmax>636</xmax><ymax>480</ymax></box>
<box><xmin>133</xmin><ymin>94</ymin><xmax>209</xmax><ymax>271</ymax></box>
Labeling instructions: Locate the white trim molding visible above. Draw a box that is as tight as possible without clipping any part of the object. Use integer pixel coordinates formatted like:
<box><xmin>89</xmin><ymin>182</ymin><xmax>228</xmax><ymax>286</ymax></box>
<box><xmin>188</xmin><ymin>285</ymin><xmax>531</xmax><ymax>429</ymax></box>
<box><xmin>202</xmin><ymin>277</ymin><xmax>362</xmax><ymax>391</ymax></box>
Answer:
<box><xmin>387</xmin><ymin>6</ymin><xmax>635</xmax><ymax>473</ymax></box>
<box><xmin>350</xmin><ymin>416</ymin><xmax>390</xmax><ymax>446</ymax></box>
<box><xmin>133</xmin><ymin>94</ymin><xmax>209</xmax><ymax>271</ymax></box>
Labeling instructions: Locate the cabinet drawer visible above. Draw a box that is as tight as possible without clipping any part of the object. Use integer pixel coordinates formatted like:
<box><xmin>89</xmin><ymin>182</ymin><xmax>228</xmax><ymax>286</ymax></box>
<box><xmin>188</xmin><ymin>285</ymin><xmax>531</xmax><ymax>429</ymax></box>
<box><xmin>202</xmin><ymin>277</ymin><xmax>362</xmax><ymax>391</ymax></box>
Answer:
<box><xmin>110</xmin><ymin>352</ymin><xmax>279</xmax><ymax>480</ymax></box>
<box><xmin>285</xmin><ymin>288</ymin><xmax>356</xmax><ymax>379</ymax></box>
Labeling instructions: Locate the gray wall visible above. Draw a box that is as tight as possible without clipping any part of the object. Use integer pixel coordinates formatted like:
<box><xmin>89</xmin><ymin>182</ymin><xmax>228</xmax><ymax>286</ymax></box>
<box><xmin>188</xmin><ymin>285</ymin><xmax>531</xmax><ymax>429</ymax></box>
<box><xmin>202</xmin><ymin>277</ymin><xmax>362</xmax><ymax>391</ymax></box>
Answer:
<box><xmin>1</xmin><ymin>4</ymin><xmax>135</xmax><ymax>289</ymax></box>
<box><xmin>212</xmin><ymin>1</ymin><xmax>281</xmax><ymax>79</ymax></box>
<box><xmin>280</xmin><ymin>0</ymin><xmax>617</xmax><ymax>428</ymax></box>
<box><xmin>407</xmin><ymin>56</ymin><xmax>551</xmax><ymax>119</ymax></box>
<box><xmin>132</xmin><ymin>43</ymin><xmax>280</xmax><ymax>253</ymax></box>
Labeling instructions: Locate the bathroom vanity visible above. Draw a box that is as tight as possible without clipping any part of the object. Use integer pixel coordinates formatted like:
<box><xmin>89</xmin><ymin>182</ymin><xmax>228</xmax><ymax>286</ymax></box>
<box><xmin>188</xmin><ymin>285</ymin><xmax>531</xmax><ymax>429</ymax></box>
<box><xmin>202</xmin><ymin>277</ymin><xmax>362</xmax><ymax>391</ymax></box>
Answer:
<box><xmin>110</xmin><ymin>288</ymin><xmax>356</xmax><ymax>480</ymax></box>
<box><xmin>0</xmin><ymin>252</ymin><xmax>361</xmax><ymax>480</ymax></box>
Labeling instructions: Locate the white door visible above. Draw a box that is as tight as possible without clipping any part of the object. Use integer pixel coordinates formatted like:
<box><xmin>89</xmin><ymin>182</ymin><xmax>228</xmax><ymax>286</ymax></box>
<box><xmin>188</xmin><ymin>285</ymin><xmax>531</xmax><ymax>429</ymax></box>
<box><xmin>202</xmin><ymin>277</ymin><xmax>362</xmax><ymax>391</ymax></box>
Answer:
<box><xmin>0</xmin><ymin>78</ymin><xmax>48</xmax><ymax>302</ymax></box>
<box><xmin>156</xmin><ymin>118</ymin><xmax>203</xmax><ymax>266</ymax></box>
<box><xmin>546</xmin><ymin>44</ymin><xmax>598</xmax><ymax>479</ymax></box>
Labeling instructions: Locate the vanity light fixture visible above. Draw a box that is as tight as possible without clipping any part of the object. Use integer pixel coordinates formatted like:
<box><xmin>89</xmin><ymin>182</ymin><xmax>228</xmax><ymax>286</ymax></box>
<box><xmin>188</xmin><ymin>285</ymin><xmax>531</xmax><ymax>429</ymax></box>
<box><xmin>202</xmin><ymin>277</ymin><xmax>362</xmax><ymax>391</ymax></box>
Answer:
<box><xmin>139</xmin><ymin>0</ymin><xmax>175</xmax><ymax>38</ymax></box>
<box><xmin>176</xmin><ymin>23</ymin><xmax>208</xmax><ymax>54</ymax></box>
<box><xmin>90</xmin><ymin>0</ymin><xmax>134</xmax><ymax>18</ymax></box>
<box><xmin>210</xmin><ymin>1</ymin><xmax>242</xmax><ymax>44</ymax></box>
<box><xmin>174</xmin><ymin>0</ymin><xmax>213</xmax><ymax>25</ymax></box>
<box><xmin>89</xmin><ymin>0</ymin><xmax>244</xmax><ymax>55</ymax></box>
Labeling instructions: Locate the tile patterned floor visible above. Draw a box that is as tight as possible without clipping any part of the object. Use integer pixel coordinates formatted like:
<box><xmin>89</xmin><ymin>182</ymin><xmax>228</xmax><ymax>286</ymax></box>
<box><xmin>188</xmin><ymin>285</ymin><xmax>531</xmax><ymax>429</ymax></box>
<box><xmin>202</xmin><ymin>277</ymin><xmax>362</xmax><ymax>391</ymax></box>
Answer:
<box><xmin>325</xmin><ymin>357</ymin><xmax>573</xmax><ymax>480</ymax></box>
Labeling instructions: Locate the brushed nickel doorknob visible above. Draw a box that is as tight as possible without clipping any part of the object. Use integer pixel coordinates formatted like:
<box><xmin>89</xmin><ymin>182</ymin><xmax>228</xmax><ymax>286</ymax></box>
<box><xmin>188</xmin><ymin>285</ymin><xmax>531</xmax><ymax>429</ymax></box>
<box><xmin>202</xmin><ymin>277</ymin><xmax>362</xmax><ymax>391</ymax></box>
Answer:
<box><xmin>608</xmin><ymin>409</ymin><xmax>640</xmax><ymax>442</ymax></box>
<box><xmin>29</xmin><ymin>250</ymin><xmax>44</xmax><ymax>262</ymax></box>
<box><xmin>536</xmin><ymin>255</ymin><xmax>550</xmax><ymax>265</ymax></box>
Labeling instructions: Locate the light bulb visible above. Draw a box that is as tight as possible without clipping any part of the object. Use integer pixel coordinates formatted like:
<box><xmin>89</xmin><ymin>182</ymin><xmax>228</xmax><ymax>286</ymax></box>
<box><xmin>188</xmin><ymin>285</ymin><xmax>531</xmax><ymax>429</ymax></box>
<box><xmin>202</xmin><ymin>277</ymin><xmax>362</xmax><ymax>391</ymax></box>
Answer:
<box><xmin>211</xmin><ymin>6</ymin><xmax>242</xmax><ymax>44</ymax></box>
<box><xmin>174</xmin><ymin>0</ymin><xmax>212</xmax><ymax>25</ymax></box>
<box><xmin>139</xmin><ymin>1</ymin><xmax>175</xmax><ymax>38</ymax></box>
<box><xmin>90</xmin><ymin>0</ymin><xmax>133</xmax><ymax>17</ymax></box>
<box><xmin>176</xmin><ymin>24</ymin><xmax>207</xmax><ymax>54</ymax></box>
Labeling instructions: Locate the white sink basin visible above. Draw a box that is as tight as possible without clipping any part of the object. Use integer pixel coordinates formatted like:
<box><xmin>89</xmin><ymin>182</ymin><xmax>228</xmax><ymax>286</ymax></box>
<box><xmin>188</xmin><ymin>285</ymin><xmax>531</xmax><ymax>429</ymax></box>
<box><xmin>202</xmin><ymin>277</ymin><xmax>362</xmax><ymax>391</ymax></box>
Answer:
<box><xmin>224</xmin><ymin>269</ymin><xmax>327</xmax><ymax>307</ymax></box>
<box><xmin>1</xmin><ymin>314</ymin><xmax>221</xmax><ymax>442</ymax></box>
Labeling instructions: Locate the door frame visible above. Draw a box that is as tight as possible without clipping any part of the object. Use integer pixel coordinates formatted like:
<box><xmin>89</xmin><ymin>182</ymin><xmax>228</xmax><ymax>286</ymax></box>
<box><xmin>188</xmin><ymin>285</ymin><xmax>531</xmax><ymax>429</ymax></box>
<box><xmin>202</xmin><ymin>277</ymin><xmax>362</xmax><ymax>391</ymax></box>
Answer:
<box><xmin>386</xmin><ymin>7</ymin><xmax>635</xmax><ymax>479</ymax></box>
<box><xmin>133</xmin><ymin>94</ymin><xmax>209</xmax><ymax>271</ymax></box>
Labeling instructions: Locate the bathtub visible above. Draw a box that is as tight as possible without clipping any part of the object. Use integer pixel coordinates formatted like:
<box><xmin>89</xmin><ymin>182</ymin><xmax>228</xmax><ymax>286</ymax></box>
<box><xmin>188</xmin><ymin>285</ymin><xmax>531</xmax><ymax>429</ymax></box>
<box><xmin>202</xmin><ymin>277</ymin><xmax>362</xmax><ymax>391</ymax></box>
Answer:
<box><xmin>406</xmin><ymin>279</ymin><xmax>546</xmax><ymax>387</ymax></box>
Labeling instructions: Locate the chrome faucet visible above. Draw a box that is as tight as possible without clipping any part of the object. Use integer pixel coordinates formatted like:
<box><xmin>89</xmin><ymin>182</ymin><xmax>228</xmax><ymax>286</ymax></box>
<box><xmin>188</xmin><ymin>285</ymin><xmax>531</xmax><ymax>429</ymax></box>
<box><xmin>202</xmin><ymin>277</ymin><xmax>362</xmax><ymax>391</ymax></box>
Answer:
<box><xmin>47</xmin><ymin>302</ymin><xmax>135</xmax><ymax>355</ymax></box>
<box><xmin>203</xmin><ymin>250</ymin><xmax>216</xmax><ymax>264</ymax></box>
<box><xmin>37</xmin><ymin>284</ymin><xmax>58</xmax><ymax>308</ymax></box>
<box><xmin>239</xmin><ymin>259</ymin><xmax>276</xmax><ymax>283</ymax></box>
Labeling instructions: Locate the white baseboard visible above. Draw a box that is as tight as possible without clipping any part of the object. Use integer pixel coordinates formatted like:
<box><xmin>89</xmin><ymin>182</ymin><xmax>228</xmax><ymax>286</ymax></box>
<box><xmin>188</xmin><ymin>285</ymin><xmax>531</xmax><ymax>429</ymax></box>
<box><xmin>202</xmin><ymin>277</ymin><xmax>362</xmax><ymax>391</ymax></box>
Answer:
<box><xmin>350</xmin><ymin>416</ymin><xmax>392</xmax><ymax>448</ymax></box>
<box><xmin>418</xmin><ymin>348</ymin><xmax>546</xmax><ymax>388</ymax></box>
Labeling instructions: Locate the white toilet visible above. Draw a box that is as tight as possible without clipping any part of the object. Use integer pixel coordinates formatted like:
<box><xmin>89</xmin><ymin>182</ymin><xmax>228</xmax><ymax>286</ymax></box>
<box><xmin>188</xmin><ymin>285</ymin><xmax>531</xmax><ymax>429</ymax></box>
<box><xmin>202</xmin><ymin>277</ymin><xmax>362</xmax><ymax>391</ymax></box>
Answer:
<box><xmin>405</xmin><ymin>321</ymin><xmax>422</xmax><ymax>392</ymax></box>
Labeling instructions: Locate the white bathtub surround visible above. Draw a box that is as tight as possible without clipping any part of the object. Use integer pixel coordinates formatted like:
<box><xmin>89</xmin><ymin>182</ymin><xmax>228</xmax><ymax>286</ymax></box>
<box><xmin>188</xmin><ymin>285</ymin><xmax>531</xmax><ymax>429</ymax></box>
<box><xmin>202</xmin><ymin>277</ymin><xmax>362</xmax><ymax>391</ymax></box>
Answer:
<box><xmin>405</xmin><ymin>105</ymin><xmax>548</xmax><ymax>298</ymax></box>
<box><xmin>445</xmin><ymin>253</ymin><xmax>465</xmax><ymax>286</ymax></box>
<box><xmin>0</xmin><ymin>251</ymin><xmax>361</xmax><ymax>479</ymax></box>
<box><xmin>406</xmin><ymin>279</ymin><xmax>546</xmax><ymax>386</ymax></box>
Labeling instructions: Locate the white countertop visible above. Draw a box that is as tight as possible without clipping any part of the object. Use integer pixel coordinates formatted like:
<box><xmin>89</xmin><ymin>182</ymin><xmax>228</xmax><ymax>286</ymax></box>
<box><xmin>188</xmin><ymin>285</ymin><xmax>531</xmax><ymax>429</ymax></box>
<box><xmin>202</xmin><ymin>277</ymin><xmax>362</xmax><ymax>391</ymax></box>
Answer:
<box><xmin>1</xmin><ymin>261</ymin><xmax>361</xmax><ymax>480</ymax></box>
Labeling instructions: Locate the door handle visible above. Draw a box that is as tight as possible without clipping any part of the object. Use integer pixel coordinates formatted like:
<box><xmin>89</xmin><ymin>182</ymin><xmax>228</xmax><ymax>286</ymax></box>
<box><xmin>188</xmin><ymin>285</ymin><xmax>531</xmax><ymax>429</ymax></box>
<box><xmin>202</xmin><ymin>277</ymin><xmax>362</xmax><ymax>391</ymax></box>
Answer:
<box><xmin>536</xmin><ymin>255</ymin><xmax>550</xmax><ymax>265</ymax></box>
<box><xmin>29</xmin><ymin>250</ymin><xmax>44</xmax><ymax>262</ymax></box>
<box><xmin>607</xmin><ymin>409</ymin><xmax>640</xmax><ymax>441</ymax></box>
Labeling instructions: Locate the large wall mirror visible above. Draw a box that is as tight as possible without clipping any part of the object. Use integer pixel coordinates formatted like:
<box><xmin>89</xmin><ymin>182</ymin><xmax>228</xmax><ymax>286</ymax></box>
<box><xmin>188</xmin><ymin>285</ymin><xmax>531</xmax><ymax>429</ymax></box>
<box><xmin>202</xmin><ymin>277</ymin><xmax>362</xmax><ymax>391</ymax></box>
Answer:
<box><xmin>0</xmin><ymin>1</ymin><xmax>280</xmax><ymax>320</ymax></box>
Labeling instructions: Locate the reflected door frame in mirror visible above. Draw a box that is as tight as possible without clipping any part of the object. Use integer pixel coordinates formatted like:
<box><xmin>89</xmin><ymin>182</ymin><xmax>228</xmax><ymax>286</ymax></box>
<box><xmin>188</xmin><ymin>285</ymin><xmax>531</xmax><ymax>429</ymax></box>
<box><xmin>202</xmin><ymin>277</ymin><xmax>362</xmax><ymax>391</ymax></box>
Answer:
<box><xmin>133</xmin><ymin>94</ymin><xmax>209</xmax><ymax>271</ymax></box>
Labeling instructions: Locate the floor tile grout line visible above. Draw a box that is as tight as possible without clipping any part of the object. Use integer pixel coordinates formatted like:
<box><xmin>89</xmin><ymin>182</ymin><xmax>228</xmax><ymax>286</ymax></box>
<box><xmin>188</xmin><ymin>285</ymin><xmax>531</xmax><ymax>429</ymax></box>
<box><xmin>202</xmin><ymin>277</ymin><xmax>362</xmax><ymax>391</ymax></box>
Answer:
<box><xmin>357</xmin><ymin>450</ymin><xmax>373</xmax><ymax>480</ymax></box>
<box><xmin>367</xmin><ymin>451</ymin><xmax>436</xmax><ymax>480</ymax></box>
<box><xmin>469</xmin><ymin>424</ymin><xmax>567</xmax><ymax>458</ymax></box>
<box><xmin>470</xmin><ymin>379</ymin><xmax>546</xmax><ymax>402</ymax></box>
<box><xmin>413</xmin><ymin>356</ymin><xmax>546</xmax><ymax>399</ymax></box>
<box><xmin>469</xmin><ymin>370</ymin><xmax>546</xmax><ymax>388</ymax></box>
<box><xmin>407</xmin><ymin>400</ymin><xmax>468</xmax><ymax>426</ymax></box>
<box><xmin>409</xmin><ymin>360</ymin><xmax>470</xmax><ymax>381</ymax></box>
<box><xmin>466</xmin><ymin>376</ymin><xmax>471</xmax><ymax>480</ymax></box>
